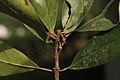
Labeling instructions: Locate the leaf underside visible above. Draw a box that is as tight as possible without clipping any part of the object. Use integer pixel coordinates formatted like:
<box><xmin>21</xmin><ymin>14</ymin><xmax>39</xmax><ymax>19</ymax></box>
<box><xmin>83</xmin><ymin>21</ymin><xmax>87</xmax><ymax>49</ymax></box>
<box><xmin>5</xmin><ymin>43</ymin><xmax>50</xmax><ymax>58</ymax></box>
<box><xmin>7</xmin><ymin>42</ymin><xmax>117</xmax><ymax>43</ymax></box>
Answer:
<box><xmin>68</xmin><ymin>26</ymin><xmax>120</xmax><ymax>70</ymax></box>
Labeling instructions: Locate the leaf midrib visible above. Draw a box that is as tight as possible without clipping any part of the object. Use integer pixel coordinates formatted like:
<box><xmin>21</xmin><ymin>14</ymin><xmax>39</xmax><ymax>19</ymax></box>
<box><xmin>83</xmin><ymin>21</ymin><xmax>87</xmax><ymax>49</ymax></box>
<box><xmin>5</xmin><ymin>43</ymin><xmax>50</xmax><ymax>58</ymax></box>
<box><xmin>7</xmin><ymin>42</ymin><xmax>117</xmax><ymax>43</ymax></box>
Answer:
<box><xmin>44</xmin><ymin>0</ymin><xmax>51</xmax><ymax>29</ymax></box>
<box><xmin>0</xmin><ymin>50</ymin><xmax>38</xmax><ymax>69</ymax></box>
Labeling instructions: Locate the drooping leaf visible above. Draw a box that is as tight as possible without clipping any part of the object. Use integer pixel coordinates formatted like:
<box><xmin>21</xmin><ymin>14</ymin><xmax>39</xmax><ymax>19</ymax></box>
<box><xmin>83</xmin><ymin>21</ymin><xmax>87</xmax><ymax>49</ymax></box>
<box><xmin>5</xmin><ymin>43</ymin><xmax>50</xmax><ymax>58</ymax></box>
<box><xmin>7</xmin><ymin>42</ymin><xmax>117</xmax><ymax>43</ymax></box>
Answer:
<box><xmin>62</xmin><ymin>0</ymin><xmax>94</xmax><ymax>31</ymax></box>
<box><xmin>76</xmin><ymin>0</ymin><xmax>116</xmax><ymax>32</ymax></box>
<box><xmin>0</xmin><ymin>40</ymin><xmax>39</xmax><ymax>76</ymax></box>
<box><xmin>68</xmin><ymin>26</ymin><xmax>120</xmax><ymax>70</ymax></box>
<box><xmin>24</xmin><ymin>24</ymin><xmax>44</xmax><ymax>41</ymax></box>
<box><xmin>30</xmin><ymin>0</ymin><xmax>58</xmax><ymax>30</ymax></box>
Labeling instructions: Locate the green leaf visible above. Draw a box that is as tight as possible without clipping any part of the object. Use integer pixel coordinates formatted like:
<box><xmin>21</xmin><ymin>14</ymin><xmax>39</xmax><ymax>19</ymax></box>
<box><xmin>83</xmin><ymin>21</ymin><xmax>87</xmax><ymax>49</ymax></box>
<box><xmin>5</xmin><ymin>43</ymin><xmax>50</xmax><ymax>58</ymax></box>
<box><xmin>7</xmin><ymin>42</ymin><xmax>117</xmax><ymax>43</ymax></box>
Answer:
<box><xmin>24</xmin><ymin>24</ymin><xmax>44</xmax><ymax>41</ymax></box>
<box><xmin>0</xmin><ymin>0</ymin><xmax>39</xmax><ymax>24</ymax></box>
<box><xmin>76</xmin><ymin>0</ymin><xmax>116</xmax><ymax>32</ymax></box>
<box><xmin>68</xmin><ymin>26</ymin><xmax>120</xmax><ymax>70</ymax></box>
<box><xmin>30</xmin><ymin>0</ymin><xmax>58</xmax><ymax>30</ymax></box>
<box><xmin>0</xmin><ymin>41</ymin><xmax>39</xmax><ymax>76</ymax></box>
<box><xmin>0</xmin><ymin>0</ymin><xmax>47</xmax><ymax>40</ymax></box>
<box><xmin>62</xmin><ymin>0</ymin><xmax>94</xmax><ymax>31</ymax></box>
<box><xmin>77</xmin><ymin>14</ymin><xmax>115</xmax><ymax>32</ymax></box>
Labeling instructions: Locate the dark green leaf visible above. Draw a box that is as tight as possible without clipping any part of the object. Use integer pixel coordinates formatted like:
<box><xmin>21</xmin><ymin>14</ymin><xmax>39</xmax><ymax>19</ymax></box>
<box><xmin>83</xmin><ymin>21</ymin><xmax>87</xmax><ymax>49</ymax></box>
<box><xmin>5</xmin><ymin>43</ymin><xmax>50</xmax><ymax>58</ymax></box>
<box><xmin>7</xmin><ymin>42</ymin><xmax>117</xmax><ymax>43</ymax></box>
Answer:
<box><xmin>76</xmin><ymin>14</ymin><xmax>115</xmax><ymax>32</ymax></box>
<box><xmin>76</xmin><ymin>0</ymin><xmax>116</xmax><ymax>32</ymax></box>
<box><xmin>24</xmin><ymin>24</ymin><xmax>44</xmax><ymax>41</ymax></box>
<box><xmin>68</xmin><ymin>26</ymin><xmax>120</xmax><ymax>70</ymax></box>
<box><xmin>30</xmin><ymin>0</ymin><xmax>58</xmax><ymax>30</ymax></box>
<box><xmin>62</xmin><ymin>0</ymin><xmax>94</xmax><ymax>31</ymax></box>
<box><xmin>0</xmin><ymin>41</ymin><xmax>39</xmax><ymax>76</ymax></box>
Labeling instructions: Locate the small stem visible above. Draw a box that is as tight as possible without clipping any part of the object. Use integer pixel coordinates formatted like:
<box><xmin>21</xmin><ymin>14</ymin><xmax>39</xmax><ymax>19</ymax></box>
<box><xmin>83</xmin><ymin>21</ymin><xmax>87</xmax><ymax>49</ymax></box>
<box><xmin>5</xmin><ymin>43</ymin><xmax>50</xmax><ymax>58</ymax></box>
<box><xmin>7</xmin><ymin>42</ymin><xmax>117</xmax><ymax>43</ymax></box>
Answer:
<box><xmin>60</xmin><ymin>68</ymin><xmax>68</xmax><ymax>72</ymax></box>
<box><xmin>36</xmin><ymin>67</ymin><xmax>53</xmax><ymax>72</ymax></box>
<box><xmin>47</xmin><ymin>30</ymin><xmax>68</xmax><ymax>80</ymax></box>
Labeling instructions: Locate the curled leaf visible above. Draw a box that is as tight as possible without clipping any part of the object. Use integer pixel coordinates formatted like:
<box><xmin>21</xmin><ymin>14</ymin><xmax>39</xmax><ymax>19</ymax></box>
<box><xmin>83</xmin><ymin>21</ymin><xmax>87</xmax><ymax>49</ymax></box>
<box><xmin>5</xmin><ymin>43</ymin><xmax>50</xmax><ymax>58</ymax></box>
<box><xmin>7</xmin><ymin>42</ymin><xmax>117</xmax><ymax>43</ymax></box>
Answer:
<box><xmin>62</xmin><ymin>0</ymin><xmax>94</xmax><ymax>32</ymax></box>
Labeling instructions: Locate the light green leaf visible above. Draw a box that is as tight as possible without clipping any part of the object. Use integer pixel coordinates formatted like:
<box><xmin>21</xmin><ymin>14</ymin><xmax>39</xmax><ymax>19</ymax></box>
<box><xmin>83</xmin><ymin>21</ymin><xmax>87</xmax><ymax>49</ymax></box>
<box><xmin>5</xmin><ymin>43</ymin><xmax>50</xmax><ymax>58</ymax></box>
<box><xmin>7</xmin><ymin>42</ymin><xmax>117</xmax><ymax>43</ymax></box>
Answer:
<box><xmin>76</xmin><ymin>0</ymin><xmax>116</xmax><ymax>32</ymax></box>
<box><xmin>68</xmin><ymin>26</ymin><xmax>120</xmax><ymax>70</ymax></box>
<box><xmin>0</xmin><ymin>0</ymin><xmax>39</xmax><ymax>23</ymax></box>
<box><xmin>62</xmin><ymin>0</ymin><xmax>94</xmax><ymax>31</ymax></box>
<box><xmin>0</xmin><ymin>0</ymin><xmax>47</xmax><ymax>40</ymax></box>
<box><xmin>24</xmin><ymin>24</ymin><xmax>44</xmax><ymax>41</ymax></box>
<box><xmin>30</xmin><ymin>0</ymin><xmax>58</xmax><ymax>30</ymax></box>
<box><xmin>0</xmin><ymin>41</ymin><xmax>39</xmax><ymax>76</ymax></box>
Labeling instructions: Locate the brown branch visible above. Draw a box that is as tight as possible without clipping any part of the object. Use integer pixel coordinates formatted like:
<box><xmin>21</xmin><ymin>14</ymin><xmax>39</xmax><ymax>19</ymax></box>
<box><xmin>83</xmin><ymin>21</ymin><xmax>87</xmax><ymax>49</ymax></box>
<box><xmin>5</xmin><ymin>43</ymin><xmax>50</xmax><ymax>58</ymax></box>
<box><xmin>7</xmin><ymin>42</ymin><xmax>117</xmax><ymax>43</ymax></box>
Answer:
<box><xmin>54</xmin><ymin>42</ymin><xmax>60</xmax><ymax>80</ymax></box>
<box><xmin>53</xmin><ymin>30</ymin><xmax>61</xmax><ymax>80</ymax></box>
<box><xmin>47</xmin><ymin>29</ymin><xmax>69</xmax><ymax>80</ymax></box>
